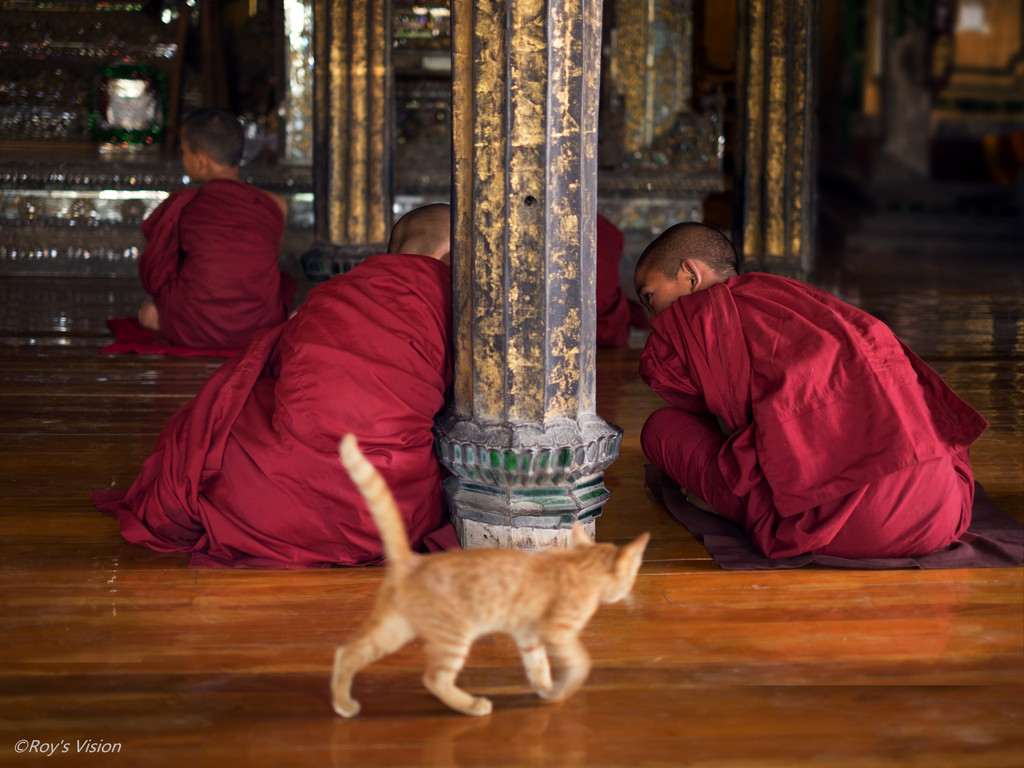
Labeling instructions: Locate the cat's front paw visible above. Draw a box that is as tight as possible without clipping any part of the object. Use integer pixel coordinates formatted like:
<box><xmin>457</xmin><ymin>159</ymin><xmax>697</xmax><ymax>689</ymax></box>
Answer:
<box><xmin>462</xmin><ymin>696</ymin><xmax>493</xmax><ymax>716</ymax></box>
<box><xmin>537</xmin><ymin>686</ymin><xmax>563</xmax><ymax>701</ymax></box>
<box><xmin>332</xmin><ymin>697</ymin><xmax>362</xmax><ymax>718</ymax></box>
<box><xmin>538</xmin><ymin>681</ymin><xmax>580</xmax><ymax>702</ymax></box>
<box><xmin>532</xmin><ymin>678</ymin><xmax>554</xmax><ymax>697</ymax></box>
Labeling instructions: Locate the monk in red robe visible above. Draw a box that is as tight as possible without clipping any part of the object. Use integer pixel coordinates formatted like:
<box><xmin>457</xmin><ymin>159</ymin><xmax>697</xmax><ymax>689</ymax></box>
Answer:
<box><xmin>634</xmin><ymin>222</ymin><xmax>987</xmax><ymax>560</ymax></box>
<box><xmin>596</xmin><ymin>214</ymin><xmax>648</xmax><ymax>346</ymax></box>
<box><xmin>596</xmin><ymin>214</ymin><xmax>631</xmax><ymax>346</ymax></box>
<box><xmin>93</xmin><ymin>204</ymin><xmax>453</xmax><ymax>568</ymax></box>
<box><xmin>137</xmin><ymin>108</ymin><xmax>295</xmax><ymax>350</ymax></box>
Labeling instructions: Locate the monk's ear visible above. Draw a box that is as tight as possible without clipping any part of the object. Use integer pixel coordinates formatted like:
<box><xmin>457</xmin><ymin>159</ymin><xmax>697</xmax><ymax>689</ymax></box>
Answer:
<box><xmin>192</xmin><ymin>149</ymin><xmax>214</xmax><ymax>173</ymax></box>
<box><xmin>680</xmin><ymin>259</ymin><xmax>703</xmax><ymax>291</ymax></box>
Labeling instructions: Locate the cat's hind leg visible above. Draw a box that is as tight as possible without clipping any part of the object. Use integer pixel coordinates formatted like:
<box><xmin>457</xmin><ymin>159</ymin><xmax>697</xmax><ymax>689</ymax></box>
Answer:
<box><xmin>331</xmin><ymin>611</ymin><xmax>415</xmax><ymax>717</ymax></box>
<box><xmin>513</xmin><ymin>631</ymin><xmax>553</xmax><ymax>696</ymax></box>
<box><xmin>538</xmin><ymin>634</ymin><xmax>591</xmax><ymax>702</ymax></box>
<box><xmin>422</xmin><ymin>639</ymin><xmax>492</xmax><ymax>716</ymax></box>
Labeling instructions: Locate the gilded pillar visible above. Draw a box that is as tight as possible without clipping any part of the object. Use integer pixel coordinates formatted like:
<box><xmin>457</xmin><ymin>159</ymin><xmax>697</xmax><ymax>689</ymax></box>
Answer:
<box><xmin>308</xmin><ymin>0</ymin><xmax>392</xmax><ymax>266</ymax></box>
<box><xmin>436</xmin><ymin>0</ymin><xmax>621</xmax><ymax>549</ymax></box>
<box><xmin>734</xmin><ymin>0</ymin><xmax>817</xmax><ymax>278</ymax></box>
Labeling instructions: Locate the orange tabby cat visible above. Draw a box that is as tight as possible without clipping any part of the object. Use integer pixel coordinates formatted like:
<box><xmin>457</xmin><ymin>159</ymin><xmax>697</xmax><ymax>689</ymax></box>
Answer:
<box><xmin>332</xmin><ymin>433</ymin><xmax>650</xmax><ymax>717</ymax></box>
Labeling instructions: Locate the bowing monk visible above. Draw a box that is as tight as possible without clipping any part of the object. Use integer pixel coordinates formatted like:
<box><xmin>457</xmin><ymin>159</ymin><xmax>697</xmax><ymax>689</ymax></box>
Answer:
<box><xmin>635</xmin><ymin>222</ymin><xmax>987</xmax><ymax>560</ymax></box>
<box><xmin>137</xmin><ymin>108</ymin><xmax>295</xmax><ymax>350</ymax></box>
<box><xmin>93</xmin><ymin>204</ymin><xmax>453</xmax><ymax>568</ymax></box>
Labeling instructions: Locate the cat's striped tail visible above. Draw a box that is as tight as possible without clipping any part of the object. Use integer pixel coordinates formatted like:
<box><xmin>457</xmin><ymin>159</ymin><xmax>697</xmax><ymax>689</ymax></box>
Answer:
<box><xmin>339</xmin><ymin>434</ymin><xmax>414</xmax><ymax>565</ymax></box>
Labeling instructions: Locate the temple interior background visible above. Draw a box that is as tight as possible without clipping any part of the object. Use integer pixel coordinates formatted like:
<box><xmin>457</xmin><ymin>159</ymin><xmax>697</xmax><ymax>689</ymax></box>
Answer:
<box><xmin>3</xmin><ymin>0</ymin><xmax>1020</xmax><ymax>282</ymax></box>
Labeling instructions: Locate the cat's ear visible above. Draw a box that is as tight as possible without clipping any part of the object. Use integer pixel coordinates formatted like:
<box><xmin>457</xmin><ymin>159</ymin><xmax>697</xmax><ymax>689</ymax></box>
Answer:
<box><xmin>601</xmin><ymin>532</ymin><xmax>651</xmax><ymax>602</ymax></box>
<box><xmin>570</xmin><ymin>522</ymin><xmax>592</xmax><ymax>547</ymax></box>
<box><xmin>614</xmin><ymin>532</ymin><xmax>650</xmax><ymax>579</ymax></box>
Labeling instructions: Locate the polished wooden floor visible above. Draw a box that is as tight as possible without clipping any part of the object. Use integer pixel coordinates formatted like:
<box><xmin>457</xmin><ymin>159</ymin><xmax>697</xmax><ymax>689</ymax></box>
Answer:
<box><xmin>1</xmin><ymin>245</ymin><xmax>1022</xmax><ymax>767</ymax></box>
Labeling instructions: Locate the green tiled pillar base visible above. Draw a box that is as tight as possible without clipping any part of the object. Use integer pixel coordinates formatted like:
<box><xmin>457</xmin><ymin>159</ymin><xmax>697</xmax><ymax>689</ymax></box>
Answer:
<box><xmin>435</xmin><ymin>414</ymin><xmax>621</xmax><ymax>550</ymax></box>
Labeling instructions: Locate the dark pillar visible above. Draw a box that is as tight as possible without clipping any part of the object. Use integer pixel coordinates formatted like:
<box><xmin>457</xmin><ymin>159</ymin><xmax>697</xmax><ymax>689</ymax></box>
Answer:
<box><xmin>436</xmin><ymin>0</ymin><xmax>621</xmax><ymax>549</ymax></box>
<box><xmin>734</xmin><ymin>0</ymin><xmax>817</xmax><ymax>278</ymax></box>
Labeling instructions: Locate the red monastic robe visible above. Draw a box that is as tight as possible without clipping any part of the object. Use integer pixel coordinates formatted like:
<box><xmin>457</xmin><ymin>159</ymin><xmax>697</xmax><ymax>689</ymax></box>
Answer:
<box><xmin>93</xmin><ymin>254</ymin><xmax>452</xmax><ymax>568</ymax></box>
<box><xmin>640</xmin><ymin>273</ymin><xmax>988</xmax><ymax>559</ymax></box>
<box><xmin>139</xmin><ymin>178</ymin><xmax>295</xmax><ymax>350</ymax></box>
<box><xmin>596</xmin><ymin>214</ymin><xmax>631</xmax><ymax>346</ymax></box>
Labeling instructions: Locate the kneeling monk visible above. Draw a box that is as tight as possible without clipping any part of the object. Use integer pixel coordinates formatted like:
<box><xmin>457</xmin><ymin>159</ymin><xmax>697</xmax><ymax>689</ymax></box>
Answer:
<box><xmin>634</xmin><ymin>222</ymin><xmax>987</xmax><ymax>560</ymax></box>
<box><xmin>137</xmin><ymin>107</ymin><xmax>295</xmax><ymax>350</ymax></box>
<box><xmin>93</xmin><ymin>204</ymin><xmax>453</xmax><ymax>568</ymax></box>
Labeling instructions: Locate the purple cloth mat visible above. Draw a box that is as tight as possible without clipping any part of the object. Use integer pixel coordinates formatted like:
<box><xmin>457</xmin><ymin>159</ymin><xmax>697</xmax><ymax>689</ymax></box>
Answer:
<box><xmin>645</xmin><ymin>464</ymin><xmax>1024</xmax><ymax>570</ymax></box>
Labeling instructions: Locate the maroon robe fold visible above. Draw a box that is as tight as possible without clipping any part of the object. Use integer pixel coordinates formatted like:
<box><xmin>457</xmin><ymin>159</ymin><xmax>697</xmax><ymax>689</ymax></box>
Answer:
<box><xmin>139</xmin><ymin>178</ymin><xmax>295</xmax><ymax>350</ymax></box>
<box><xmin>93</xmin><ymin>254</ymin><xmax>452</xmax><ymax>568</ymax></box>
<box><xmin>640</xmin><ymin>273</ymin><xmax>988</xmax><ymax>559</ymax></box>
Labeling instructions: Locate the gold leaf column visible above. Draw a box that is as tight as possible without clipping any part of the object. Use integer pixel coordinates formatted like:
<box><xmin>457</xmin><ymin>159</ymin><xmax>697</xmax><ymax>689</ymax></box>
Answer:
<box><xmin>437</xmin><ymin>0</ymin><xmax>621</xmax><ymax>550</ymax></box>
<box><xmin>734</xmin><ymin>0</ymin><xmax>817</xmax><ymax>278</ymax></box>
<box><xmin>309</xmin><ymin>0</ymin><xmax>391</xmax><ymax>263</ymax></box>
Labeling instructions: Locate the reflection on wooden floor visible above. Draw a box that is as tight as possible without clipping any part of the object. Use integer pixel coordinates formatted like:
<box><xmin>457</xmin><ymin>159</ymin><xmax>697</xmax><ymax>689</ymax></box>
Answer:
<box><xmin>1</xmin><ymin>247</ymin><xmax>1022</xmax><ymax>766</ymax></box>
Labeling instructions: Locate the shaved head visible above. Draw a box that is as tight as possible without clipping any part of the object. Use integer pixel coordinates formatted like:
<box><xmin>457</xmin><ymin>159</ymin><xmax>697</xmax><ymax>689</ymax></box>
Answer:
<box><xmin>180</xmin><ymin>108</ymin><xmax>245</xmax><ymax>168</ymax></box>
<box><xmin>636</xmin><ymin>222</ymin><xmax>739</xmax><ymax>280</ymax></box>
<box><xmin>388</xmin><ymin>203</ymin><xmax>451</xmax><ymax>262</ymax></box>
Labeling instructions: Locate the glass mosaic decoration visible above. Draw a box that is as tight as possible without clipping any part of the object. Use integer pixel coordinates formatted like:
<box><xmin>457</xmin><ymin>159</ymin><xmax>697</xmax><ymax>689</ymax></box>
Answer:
<box><xmin>89</xmin><ymin>63</ymin><xmax>167</xmax><ymax>146</ymax></box>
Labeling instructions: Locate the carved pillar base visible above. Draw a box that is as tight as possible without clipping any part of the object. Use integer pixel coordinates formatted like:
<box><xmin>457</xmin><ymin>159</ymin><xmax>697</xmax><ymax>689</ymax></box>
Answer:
<box><xmin>436</xmin><ymin>414</ymin><xmax>621</xmax><ymax>549</ymax></box>
<box><xmin>453</xmin><ymin>516</ymin><xmax>596</xmax><ymax>551</ymax></box>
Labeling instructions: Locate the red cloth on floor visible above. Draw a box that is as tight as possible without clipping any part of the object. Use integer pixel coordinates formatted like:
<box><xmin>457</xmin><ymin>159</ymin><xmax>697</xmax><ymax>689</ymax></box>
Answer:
<box><xmin>100</xmin><ymin>317</ymin><xmax>240</xmax><ymax>357</ymax></box>
<box><xmin>596</xmin><ymin>214</ymin><xmax>631</xmax><ymax>346</ymax></box>
<box><xmin>639</xmin><ymin>273</ymin><xmax>988</xmax><ymax>559</ymax></box>
<box><xmin>139</xmin><ymin>179</ymin><xmax>295</xmax><ymax>350</ymax></box>
<box><xmin>93</xmin><ymin>254</ymin><xmax>452</xmax><ymax>568</ymax></box>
